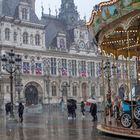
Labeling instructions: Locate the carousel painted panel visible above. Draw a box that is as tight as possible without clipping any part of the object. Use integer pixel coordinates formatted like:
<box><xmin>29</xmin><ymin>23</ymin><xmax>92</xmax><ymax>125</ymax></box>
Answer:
<box><xmin>90</xmin><ymin>0</ymin><xmax>140</xmax><ymax>35</ymax></box>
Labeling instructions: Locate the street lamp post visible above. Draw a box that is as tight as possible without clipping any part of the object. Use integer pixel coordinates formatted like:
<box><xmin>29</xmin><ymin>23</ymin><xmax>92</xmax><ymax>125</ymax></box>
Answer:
<box><xmin>1</xmin><ymin>50</ymin><xmax>22</xmax><ymax>119</ymax></box>
<box><xmin>15</xmin><ymin>69</ymin><xmax>23</xmax><ymax>101</ymax></box>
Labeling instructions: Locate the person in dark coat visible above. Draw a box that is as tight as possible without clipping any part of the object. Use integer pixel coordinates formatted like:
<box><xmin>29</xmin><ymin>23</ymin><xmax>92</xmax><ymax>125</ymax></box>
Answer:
<box><xmin>90</xmin><ymin>103</ymin><xmax>97</xmax><ymax>121</ymax></box>
<box><xmin>5</xmin><ymin>102</ymin><xmax>11</xmax><ymax>115</ymax></box>
<box><xmin>18</xmin><ymin>103</ymin><xmax>24</xmax><ymax>123</ymax></box>
<box><xmin>71</xmin><ymin>102</ymin><xmax>77</xmax><ymax>119</ymax></box>
<box><xmin>67</xmin><ymin>102</ymin><xmax>72</xmax><ymax>118</ymax></box>
<box><xmin>81</xmin><ymin>101</ymin><xmax>85</xmax><ymax>117</ymax></box>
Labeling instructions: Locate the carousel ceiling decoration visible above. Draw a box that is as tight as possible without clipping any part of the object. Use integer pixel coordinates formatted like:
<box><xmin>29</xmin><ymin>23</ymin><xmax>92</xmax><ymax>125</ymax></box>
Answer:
<box><xmin>87</xmin><ymin>0</ymin><xmax>140</xmax><ymax>58</ymax></box>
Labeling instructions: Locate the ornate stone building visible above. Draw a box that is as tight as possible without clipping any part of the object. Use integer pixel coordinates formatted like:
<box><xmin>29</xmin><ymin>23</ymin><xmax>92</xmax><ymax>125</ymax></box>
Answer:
<box><xmin>0</xmin><ymin>0</ymin><xmax>137</xmax><ymax>107</ymax></box>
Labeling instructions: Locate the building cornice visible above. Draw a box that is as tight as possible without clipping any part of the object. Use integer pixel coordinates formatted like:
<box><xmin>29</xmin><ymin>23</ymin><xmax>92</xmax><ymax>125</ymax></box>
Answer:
<box><xmin>0</xmin><ymin>45</ymin><xmax>102</xmax><ymax>61</ymax></box>
<box><xmin>0</xmin><ymin>16</ymin><xmax>45</xmax><ymax>30</ymax></box>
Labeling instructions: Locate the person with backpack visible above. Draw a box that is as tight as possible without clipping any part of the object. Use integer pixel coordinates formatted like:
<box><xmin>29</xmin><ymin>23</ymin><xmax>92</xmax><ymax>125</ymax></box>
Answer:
<box><xmin>18</xmin><ymin>102</ymin><xmax>24</xmax><ymax>123</ymax></box>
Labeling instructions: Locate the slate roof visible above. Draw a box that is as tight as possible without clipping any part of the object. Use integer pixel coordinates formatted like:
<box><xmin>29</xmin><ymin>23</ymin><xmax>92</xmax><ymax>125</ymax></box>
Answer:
<box><xmin>1</xmin><ymin>0</ymin><xmax>41</xmax><ymax>24</ymax></box>
<box><xmin>41</xmin><ymin>14</ymin><xmax>67</xmax><ymax>47</ymax></box>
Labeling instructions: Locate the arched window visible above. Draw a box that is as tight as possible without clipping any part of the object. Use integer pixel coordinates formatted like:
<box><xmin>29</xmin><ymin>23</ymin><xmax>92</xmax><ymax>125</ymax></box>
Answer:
<box><xmin>5</xmin><ymin>28</ymin><xmax>10</xmax><ymax>41</ymax></box>
<box><xmin>23</xmin><ymin>32</ymin><xmax>28</xmax><ymax>44</ymax></box>
<box><xmin>91</xmin><ymin>86</ymin><xmax>95</xmax><ymax>97</ymax></box>
<box><xmin>22</xmin><ymin>8</ymin><xmax>28</xmax><ymax>20</ymax></box>
<box><xmin>35</xmin><ymin>34</ymin><xmax>40</xmax><ymax>46</ymax></box>
<box><xmin>72</xmin><ymin>85</ymin><xmax>77</xmax><ymax>96</ymax></box>
<box><xmin>52</xmin><ymin>83</ymin><xmax>57</xmax><ymax>96</ymax></box>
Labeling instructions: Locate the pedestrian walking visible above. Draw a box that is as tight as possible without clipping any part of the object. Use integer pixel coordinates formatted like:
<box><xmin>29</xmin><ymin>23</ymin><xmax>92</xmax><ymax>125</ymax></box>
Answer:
<box><xmin>81</xmin><ymin>101</ymin><xmax>85</xmax><ymax>118</ymax></box>
<box><xmin>67</xmin><ymin>102</ymin><xmax>72</xmax><ymax>119</ymax></box>
<box><xmin>18</xmin><ymin>102</ymin><xmax>24</xmax><ymax>123</ymax></box>
<box><xmin>90</xmin><ymin>103</ymin><xmax>97</xmax><ymax>121</ymax></box>
<box><xmin>5</xmin><ymin>102</ymin><xmax>11</xmax><ymax>116</ymax></box>
<box><xmin>71</xmin><ymin>102</ymin><xmax>77</xmax><ymax>119</ymax></box>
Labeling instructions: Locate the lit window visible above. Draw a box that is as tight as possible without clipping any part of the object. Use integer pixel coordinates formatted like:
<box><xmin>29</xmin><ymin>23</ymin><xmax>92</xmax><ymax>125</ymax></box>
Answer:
<box><xmin>23</xmin><ymin>32</ymin><xmax>28</xmax><ymax>44</ymax></box>
<box><xmin>5</xmin><ymin>28</ymin><xmax>10</xmax><ymax>41</ymax></box>
<box><xmin>22</xmin><ymin>8</ymin><xmax>28</xmax><ymax>20</ymax></box>
<box><xmin>35</xmin><ymin>34</ymin><xmax>40</xmax><ymax>46</ymax></box>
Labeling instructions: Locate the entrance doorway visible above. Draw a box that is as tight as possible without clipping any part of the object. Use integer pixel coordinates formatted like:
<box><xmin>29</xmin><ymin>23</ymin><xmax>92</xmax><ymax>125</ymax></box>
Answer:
<box><xmin>25</xmin><ymin>85</ymin><xmax>38</xmax><ymax>105</ymax></box>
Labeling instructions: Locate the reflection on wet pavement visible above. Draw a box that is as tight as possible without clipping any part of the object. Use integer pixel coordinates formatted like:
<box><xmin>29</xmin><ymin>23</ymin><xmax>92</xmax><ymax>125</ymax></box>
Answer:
<box><xmin>0</xmin><ymin>109</ymin><xmax>129</xmax><ymax>140</ymax></box>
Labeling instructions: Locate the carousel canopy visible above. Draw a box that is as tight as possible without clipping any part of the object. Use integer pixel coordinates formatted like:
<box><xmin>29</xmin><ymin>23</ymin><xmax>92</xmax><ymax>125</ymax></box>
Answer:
<box><xmin>87</xmin><ymin>0</ymin><xmax>140</xmax><ymax>58</ymax></box>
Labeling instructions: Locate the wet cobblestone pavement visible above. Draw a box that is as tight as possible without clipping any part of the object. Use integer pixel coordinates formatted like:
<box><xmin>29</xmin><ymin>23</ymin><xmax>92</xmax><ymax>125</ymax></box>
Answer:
<box><xmin>0</xmin><ymin>107</ymin><xmax>131</xmax><ymax>140</ymax></box>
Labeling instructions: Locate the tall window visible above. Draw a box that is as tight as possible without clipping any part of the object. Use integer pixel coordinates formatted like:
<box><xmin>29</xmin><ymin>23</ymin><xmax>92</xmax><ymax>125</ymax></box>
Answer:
<box><xmin>100</xmin><ymin>86</ymin><xmax>104</xmax><ymax>96</ymax></box>
<box><xmin>22</xmin><ymin>8</ymin><xmax>28</xmax><ymax>20</ymax></box>
<box><xmin>81</xmin><ymin>61</ymin><xmax>86</xmax><ymax>77</ymax></box>
<box><xmin>35</xmin><ymin>63</ymin><xmax>42</xmax><ymax>75</ymax></box>
<box><xmin>73</xmin><ymin>85</ymin><xmax>77</xmax><ymax>96</ymax></box>
<box><xmin>51</xmin><ymin>58</ymin><xmax>56</xmax><ymax>75</ymax></box>
<box><xmin>14</xmin><ymin>32</ymin><xmax>17</xmax><ymax>42</ymax></box>
<box><xmin>72</xmin><ymin>60</ymin><xmax>77</xmax><ymax>76</ymax></box>
<box><xmin>89</xmin><ymin>62</ymin><xmax>95</xmax><ymax>77</ymax></box>
<box><xmin>23</xmin><ymin>32</ymin><xmax>28</xmax><ymax>44</ymax></box>
<box><xmin>91</xmin><ymin>86</ymin><xmax>95</xmax><ymax>97</ymax></box>
<box><xmin>23</xmin><ymin>62</ymin><xmax>30</xmax><ymax>74</ymax></box>
<box><xmin>52</xmin><ymin>84</ymin><xmax>57</xmax><ymax>96</ymax></box>
<box><xmin>62</xmin><ymin>59</ymin><xmax>67</xmax><ymax>76</ymax></box>
<box><xmin>30</xmin><ymin>34</ymin><xmax>34</xmax><ymax>44</ymax></box>
<box><xmin>5</xmin><ymin>28</ymin><xmax>10</xmax><ymax>41</ymax></box>
<box><xmin>35</xmin><ymin>34</ymin><xmax>40</xmax><ymax>46</ymax></box>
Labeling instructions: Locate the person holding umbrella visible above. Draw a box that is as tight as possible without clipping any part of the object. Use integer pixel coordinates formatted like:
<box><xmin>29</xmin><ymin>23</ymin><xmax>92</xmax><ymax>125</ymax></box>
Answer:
<box><xmin>89</xmin><ymin>99</ymin><xmax>97</xmax><ymax>121</ymax></box>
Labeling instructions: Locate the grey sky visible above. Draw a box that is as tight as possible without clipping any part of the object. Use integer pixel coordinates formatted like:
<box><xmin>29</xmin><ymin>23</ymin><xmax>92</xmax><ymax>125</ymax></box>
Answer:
<box><xmin>35</xmin><ymin>0</ymin><xmax>107</xmax><ymax>20</ymax></box>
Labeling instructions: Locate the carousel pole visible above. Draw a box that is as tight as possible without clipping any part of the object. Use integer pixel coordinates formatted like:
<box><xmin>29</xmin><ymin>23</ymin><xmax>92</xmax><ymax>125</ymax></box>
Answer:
<box><xmin>101</xmin><ymin>47</ymin><xmax>106</xmax><ymax>125</ymax></box>
<box><xmin>122</xmin><ymin>56</ymin><xmax>125</xmax><ymax>92</ymax></box>
<box><xmin>136</xmin><ymin>30</ymin><xmax>140</xmax><ymax>85</ymax></box>
<box><xmin>121</xmin><ymin>31</ymin><xmax>125</xmax><ymax>97</ymax></box>
<box><xmin>127</xmin><ymin>30</ymin><xmax>134</xmax><ymax>128</ymax></box>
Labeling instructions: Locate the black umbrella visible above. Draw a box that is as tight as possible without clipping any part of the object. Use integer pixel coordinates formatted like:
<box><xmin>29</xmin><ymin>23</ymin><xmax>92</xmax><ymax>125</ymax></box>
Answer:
<box><xmin>67</xmin><ymin>99</ymin><xmax>77</xmax><ymax>103</ymax></box>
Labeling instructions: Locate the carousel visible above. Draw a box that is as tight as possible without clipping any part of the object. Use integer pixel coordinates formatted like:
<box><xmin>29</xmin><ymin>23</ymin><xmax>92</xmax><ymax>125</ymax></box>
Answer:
<box><xmin>87</xmin><ymin>0</ymin><xmax>140</xmax><ymax>138</ymax></box>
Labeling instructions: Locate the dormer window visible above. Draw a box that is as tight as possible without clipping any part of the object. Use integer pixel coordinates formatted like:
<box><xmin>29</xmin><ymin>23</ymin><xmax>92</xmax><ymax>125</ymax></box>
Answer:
<box><xmin>23</xmin><ymin>32</ymin><xmax>28</xmax><ymax>44</ymax></box>
<box><xmin>22</xmin><ymin>8</ymin><xmax>28</xmax><ymax>20</ymax></box>
<box><xmin>35</xmin><ymin>34</ymin><xmax>40</xmax><ymax>46</ymax></box>
<box><xmin>5</xmin><ymin>28</ymin><xmax>10</xmax><ymax>41</ymax></box>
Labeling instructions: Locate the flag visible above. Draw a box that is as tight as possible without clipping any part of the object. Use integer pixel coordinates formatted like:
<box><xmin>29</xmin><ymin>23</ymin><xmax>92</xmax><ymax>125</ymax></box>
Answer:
<box><xmin>62</xmin><ymin>67</ymin><xmax>67</xmax><ymax>76</ymax></box>
<box><xmin>36</xmin><ymin>63</ymin><xmax>42</xmax><ymax>75</ymax></box>
<box><xmin>81</xmin><ymin>71</ymin><xmax>86</xmax><ymax>77</ymax></box>
<box><xmin>23</xmin><ymin>62</ymin><xmax>30</xmax><ymax>74</ymax></box>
